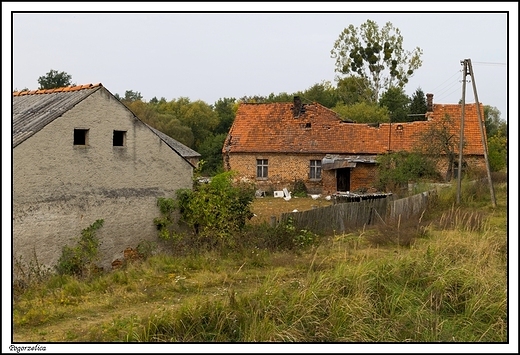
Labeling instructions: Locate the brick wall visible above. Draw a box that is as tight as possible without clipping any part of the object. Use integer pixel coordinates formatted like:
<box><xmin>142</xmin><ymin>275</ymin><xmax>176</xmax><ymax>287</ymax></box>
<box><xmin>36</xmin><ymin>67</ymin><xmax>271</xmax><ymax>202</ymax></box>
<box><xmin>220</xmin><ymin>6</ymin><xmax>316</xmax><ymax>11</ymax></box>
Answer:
<box><xmin>227</xmin><ymin>153</ymin><xmax>327</xmax><ymax>193</ymax></box>
<box><xmin>226</xmin><ymin>153</ymin><xmax>381</xmax><ymax>194</ymax></box>
<box><xmin>350</xmin><ymin>163</ymin><xmax>379</xmax><ymax>191</ymax></box>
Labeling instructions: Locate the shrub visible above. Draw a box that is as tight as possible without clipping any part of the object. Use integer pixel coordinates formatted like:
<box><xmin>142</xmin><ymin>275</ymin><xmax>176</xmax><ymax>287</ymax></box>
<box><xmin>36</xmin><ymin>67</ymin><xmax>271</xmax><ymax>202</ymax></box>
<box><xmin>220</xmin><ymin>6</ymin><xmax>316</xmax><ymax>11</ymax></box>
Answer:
<box><xmin>292</xmin><ymin>179</ymin><xmax>308</xmax><ymax>197</ymax></box>
<box><xmin>376</xmin><ymin>151</ymin><xmax>440</xmax><ymax>191</ymax></box>
<box><xmin>55</xmin><ymin>219</ymin><xmax>104</xmax><ymax>277</ymax></box>
<box><xmin>155</xmin><ymin>171</ymin><xmax>256</xmax><ymax>251</ymax></box>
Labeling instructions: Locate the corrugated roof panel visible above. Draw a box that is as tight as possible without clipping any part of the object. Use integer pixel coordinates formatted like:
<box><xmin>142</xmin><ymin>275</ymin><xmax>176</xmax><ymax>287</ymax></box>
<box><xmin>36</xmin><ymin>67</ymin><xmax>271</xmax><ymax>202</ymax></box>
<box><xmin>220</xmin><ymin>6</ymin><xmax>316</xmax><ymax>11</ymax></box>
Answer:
<box><xmin>13</xmin><ymin>87</ymin><xmax>101</xmax><ymax>147</ymax></box>
<box><xmin>147</xmin><ymin>125</ymin><xmax>201</xmax><ymax>158</ymax></box>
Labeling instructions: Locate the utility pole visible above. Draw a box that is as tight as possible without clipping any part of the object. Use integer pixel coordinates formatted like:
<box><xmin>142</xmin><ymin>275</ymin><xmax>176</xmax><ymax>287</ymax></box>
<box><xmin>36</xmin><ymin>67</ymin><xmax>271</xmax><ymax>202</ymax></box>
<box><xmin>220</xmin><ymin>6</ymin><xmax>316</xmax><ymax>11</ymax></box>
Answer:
<box><xmin>457</xmin><ymin>60</ymin><xmax>467</xmax><ymax>204</ymax></box>
<box><xmin>457</xmin><ymin>59</ymin><xmax>497</xmax><ymax>207</ymax></box>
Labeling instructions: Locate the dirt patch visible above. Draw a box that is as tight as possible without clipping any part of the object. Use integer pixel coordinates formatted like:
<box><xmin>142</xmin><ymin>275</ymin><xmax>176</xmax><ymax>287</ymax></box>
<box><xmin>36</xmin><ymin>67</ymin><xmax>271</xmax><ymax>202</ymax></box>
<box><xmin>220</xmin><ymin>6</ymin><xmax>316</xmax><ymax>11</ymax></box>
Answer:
<box><xmin>249</xmin><ymin>196</ymin><xmax>333</xmax><ymax>225</ymax></box>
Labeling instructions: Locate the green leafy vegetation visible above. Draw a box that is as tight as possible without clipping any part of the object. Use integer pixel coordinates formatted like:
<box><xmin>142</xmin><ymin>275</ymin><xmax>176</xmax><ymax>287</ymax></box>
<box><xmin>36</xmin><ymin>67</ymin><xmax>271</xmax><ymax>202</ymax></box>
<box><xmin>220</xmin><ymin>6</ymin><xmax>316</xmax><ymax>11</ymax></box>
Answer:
<box><xmin>55</xmin><ymin>219</ymin><xmax>104</xmax><ymax>278</ymax></box>
<box><xmin>376</xmin><ymin>151</ymin><xmax>440</xmax><ymax>191</ymax></box>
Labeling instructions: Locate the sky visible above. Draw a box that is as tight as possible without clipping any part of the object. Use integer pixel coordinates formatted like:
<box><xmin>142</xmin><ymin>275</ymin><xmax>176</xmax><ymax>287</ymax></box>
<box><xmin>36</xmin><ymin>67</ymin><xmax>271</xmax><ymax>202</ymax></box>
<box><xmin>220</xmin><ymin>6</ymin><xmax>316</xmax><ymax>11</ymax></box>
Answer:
<box><xmin>3</xmin><ymin>3</ymin><xmax>519</xmax><ymax>353</ymax></box>
<box><xmin>5</xmin><ymin>3</ymin><xmax>517</xmax><ymax>121</ymax></box>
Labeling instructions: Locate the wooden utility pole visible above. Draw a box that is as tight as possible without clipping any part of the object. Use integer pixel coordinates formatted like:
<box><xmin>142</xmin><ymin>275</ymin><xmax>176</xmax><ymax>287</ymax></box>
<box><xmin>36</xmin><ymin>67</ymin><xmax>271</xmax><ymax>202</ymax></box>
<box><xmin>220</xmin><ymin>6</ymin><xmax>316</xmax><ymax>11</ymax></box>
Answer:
<box><xmin>457</xmin><ymin>58</ymin><xmax>497</xmax><ymax>207</ymax></box>
<box><xmin>457</xmin><ymin>60</ymin><xmax>467</xmax><ymax>204</ymax></box>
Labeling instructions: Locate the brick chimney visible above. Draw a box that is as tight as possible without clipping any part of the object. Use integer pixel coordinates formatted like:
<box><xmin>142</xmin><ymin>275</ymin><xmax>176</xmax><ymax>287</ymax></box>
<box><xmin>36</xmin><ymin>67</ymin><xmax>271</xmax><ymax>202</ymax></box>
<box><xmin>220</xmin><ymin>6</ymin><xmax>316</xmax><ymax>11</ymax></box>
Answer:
<box><xmin>293</xmin><ymin>96</ymin><xmax>302</xmax><ymax>117</ymax></box>
<box><xmin>426</xmin><ymin>93</ymin><xmax>433</xmax><ymax>112</ymax></box>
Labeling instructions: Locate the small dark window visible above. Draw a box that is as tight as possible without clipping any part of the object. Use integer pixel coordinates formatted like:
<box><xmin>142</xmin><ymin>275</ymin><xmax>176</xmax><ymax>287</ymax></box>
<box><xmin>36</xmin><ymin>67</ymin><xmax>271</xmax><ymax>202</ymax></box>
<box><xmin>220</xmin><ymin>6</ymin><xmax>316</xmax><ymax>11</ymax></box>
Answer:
<box><xmin>113</xmin><ymin>130</ymin><xmax>126</xmax><ymax>146</ymax></box>
<box><xmin>305</xmin><ymin>122</ymin><xmax>311</xmax><ymax>128</ymax></box>
<box><xmin>310</xmin><ymin>160</ymin><xmax>322</xmax><ymax>179</ymax></box>
<box><xmin>257</xmin><ymin>159</ymin><xmax>268</xmax><ymax>179</ymax></box>
<box><xmin>73</xmin><ymin>129</ymin><xmax>89</xmax><ymax>145</ymax></box>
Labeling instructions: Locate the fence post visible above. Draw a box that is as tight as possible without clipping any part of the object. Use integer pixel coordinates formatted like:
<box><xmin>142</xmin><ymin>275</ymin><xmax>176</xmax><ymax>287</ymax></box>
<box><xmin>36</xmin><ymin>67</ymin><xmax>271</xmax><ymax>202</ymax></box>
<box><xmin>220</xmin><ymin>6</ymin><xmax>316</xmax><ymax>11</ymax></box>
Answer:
<box><xmin>270</xmin><ymin>216</ymin><xmax>277</xmax><ymax>228</ymax></box>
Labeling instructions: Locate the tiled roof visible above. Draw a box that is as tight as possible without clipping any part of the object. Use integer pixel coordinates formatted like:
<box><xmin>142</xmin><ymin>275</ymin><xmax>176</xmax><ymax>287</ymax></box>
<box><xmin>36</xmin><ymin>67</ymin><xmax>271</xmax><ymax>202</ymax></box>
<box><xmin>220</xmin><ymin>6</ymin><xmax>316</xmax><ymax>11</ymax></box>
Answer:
<box><xmin>13</xmin><ymin>83</ymin><xmax>103</xmax><ymax>96</ymax></box>
<box><xmin>12</xmin><ymin>84</ymin><xmax>201</xmax><ymax>161</ymax></box>
<box><xmin>224</xmin><ymin>101</ymin><xmax>486</xmax><ymax>156</ymax></box>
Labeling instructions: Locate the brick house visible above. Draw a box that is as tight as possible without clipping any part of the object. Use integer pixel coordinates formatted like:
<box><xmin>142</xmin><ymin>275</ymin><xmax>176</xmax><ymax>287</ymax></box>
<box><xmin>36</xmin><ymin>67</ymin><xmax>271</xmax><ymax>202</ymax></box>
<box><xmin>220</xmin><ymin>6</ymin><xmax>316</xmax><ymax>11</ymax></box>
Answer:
<box><xmin>12</xmin><ymin>83</ymin><xmax>200</xmax><ymax>271</ymax></box>
<box><xmin>222</xmin><ymin>95</ymin><xmax>486</xmax><ymax>195</ymax></box>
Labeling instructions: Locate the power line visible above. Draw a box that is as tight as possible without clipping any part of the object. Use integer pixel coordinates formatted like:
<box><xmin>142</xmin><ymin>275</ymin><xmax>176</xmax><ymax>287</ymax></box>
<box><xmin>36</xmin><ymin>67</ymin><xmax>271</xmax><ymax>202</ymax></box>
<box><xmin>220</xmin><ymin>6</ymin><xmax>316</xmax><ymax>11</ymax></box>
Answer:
<box><xmin>473</xmin><ymin>61</ymin><xmax>507</xmax><ymax>66</ymax></box>
<box><xmin>430</xmin><ymin>70</ymin><xmax>461</xmax><ymax>94</ymax></box>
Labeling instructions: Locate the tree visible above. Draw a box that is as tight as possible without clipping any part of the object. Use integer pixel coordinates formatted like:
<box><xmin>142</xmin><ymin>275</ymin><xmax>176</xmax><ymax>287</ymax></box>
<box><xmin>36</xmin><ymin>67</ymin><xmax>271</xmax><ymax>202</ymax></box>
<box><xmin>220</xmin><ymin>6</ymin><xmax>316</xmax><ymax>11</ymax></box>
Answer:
<box><xmin>37</xmin><ymin>69</ymin><xmax>73</xmax><ymax>89</ymax></box>
<box><xmin>197</xmin><ymin>133</ymin><xmax>228</xmax><ymax>175</ymax></box>
<box><xmin>330</xmin><ymin>19</ymin><xmax>423</xmax><ymax>103</ymax></box>
<box><xmin>332</xmin><ymin>101</ymin><xmax>389</xmax><ymax>123</ymax></box>
<box><xmin>121</xmin><ymin>90</ymin><xmax>143</xmax><ymax>103</ymax></box>
<box><xmin>213</xmin><ymin>97</ymin><xmax>237</xmax><ymax>135</ymax></box>
<box><xmin>336</xmin><ymin>76</ymin><xmax>374</xmax><ymax>105</ymax></box>
<box><xmin>415</xmin><ymin>114</ymin><xmax>460</xmax><ymax>181</ymax></box>
<box><xmin>379</xmin><ymin>86</ymin><xmax>410</xmax><ymax>122</ymax></box>
<box><xmin>295</xmin><ymin>81</ymin><xmax>340</xmax><ymax>108</ymax></box>
<box><xmin>487</xmin><ymin>131</ymin><xmax>507</xmax><ymax>172</ymax></box>
<box><xmin>484</xmin><ymin>105</ymin><xmax>506</xmax><ymax>138</ymax></box>
<box><xmin>409</xmin><ymin>87</ymin><xmax>428</xmax><ymax>120</ymax></box>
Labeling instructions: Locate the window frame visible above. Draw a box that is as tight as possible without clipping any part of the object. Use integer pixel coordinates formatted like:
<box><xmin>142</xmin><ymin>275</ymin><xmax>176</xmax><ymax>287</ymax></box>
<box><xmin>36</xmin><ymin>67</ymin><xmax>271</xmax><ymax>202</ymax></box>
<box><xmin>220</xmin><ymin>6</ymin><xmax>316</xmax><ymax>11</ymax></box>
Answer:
<box><xmin>256</xmin><ymin>159</ymin><xmax>268</xmax><ymax>179</ymax></box>
<box><xmin>309</xmin><ymin>159</ymin><xmax>322</xmax><ymax>180</ymax></box>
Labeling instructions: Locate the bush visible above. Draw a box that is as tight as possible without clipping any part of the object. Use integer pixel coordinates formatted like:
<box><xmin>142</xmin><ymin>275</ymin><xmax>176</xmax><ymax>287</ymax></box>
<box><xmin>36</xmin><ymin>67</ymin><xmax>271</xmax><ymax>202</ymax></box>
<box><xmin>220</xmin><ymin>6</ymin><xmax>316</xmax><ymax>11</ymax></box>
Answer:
<box><xmin>155</xmin><ymin>171</ymin><xmax>256</xmax><ymax>251</ymax></box>
<box><xmin>377</xmin><ymin>151</ymin><xmax>440</xmax><ymax>190</ymax></box>
<box><xmin>55</xmin><ymin>219</ymin><xmax>104</xmax><ymax>277</ymax></box>
<box><xmin>292</xmin><ymin>179</ymin><xmax>308</xmax><ymax>197</ymax></box>
<box><xmin>487</xmin><ymin>133</ymin><xmax>507</xmax><ymax>172</ymax></box>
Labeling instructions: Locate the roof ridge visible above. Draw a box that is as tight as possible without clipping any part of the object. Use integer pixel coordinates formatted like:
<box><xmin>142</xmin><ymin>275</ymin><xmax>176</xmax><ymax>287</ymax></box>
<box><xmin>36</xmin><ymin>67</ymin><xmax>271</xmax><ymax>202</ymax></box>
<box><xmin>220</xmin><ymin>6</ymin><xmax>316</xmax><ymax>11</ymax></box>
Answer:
<box><xmin>13</xmin><ymin>83</ymin><xmax>103</xmax><ymax>96</ymax></box>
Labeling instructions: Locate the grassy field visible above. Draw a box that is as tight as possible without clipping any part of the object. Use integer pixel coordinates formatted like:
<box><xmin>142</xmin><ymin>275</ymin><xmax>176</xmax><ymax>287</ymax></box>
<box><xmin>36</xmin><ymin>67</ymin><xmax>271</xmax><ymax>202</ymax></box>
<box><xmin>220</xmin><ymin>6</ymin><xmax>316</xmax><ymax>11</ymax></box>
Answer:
<box><xmin>11</xmin><ymin>182</ymin><xmax>508</xmax><ymax>345</ymax></box>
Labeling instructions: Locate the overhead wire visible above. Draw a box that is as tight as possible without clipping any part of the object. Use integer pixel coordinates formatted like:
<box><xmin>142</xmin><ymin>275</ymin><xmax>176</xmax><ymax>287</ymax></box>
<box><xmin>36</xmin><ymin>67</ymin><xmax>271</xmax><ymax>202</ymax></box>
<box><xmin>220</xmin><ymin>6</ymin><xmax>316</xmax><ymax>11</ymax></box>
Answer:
<box><xmin>431</xmin><ymin>70</ymin><xmax>463</xmax><ymax>103</ymax></box>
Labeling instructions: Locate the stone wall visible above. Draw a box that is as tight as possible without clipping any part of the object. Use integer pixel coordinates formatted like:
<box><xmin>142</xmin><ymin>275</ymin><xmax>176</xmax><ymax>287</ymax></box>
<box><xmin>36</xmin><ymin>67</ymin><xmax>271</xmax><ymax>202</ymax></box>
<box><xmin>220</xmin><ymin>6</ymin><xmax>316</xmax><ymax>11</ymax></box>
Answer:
<box><xmin>13</xmin><ymin>88</ymin><xmax>193</xmax><ymax>271</ymax></box>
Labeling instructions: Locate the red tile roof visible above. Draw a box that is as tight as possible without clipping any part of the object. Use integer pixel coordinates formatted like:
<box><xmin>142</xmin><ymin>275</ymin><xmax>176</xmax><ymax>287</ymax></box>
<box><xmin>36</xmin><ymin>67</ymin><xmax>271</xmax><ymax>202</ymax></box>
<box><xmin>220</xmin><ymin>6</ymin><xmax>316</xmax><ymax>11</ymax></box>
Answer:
<box><xmin>13</xmin><ymin>83</ymin><xmax>103</xmax><ymax>96</ymax></box>
<box><xmin>224</xmin><ymin>101</ymin><xmax>486</xmax><ymax>156</ymax></box>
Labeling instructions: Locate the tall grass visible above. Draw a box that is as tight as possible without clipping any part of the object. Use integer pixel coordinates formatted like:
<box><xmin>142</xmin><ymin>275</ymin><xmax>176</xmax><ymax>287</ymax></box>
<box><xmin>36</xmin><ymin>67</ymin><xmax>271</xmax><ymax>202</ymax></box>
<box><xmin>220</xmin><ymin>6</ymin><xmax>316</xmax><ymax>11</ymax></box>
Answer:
<box><xmin>13</xmin><ymin>180</ymin><xmax>508</xmax><ymax>342</ymax></box>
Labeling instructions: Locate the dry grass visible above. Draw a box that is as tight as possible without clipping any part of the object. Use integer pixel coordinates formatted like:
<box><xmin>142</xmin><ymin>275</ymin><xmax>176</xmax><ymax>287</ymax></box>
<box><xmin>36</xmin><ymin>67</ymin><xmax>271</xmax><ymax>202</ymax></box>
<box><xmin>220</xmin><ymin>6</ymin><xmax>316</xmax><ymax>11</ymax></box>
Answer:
<box><xmin>249</xmin><ymin>196</ymin><xmax>333</xmax><ymax>224</ymax></box>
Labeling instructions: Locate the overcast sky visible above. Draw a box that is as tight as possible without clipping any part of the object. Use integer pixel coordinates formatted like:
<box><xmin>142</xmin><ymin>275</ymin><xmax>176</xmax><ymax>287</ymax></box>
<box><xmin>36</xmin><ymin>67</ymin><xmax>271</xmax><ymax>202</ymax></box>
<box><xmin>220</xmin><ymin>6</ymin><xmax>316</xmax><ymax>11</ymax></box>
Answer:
<box><xmin>5</xmin><ymin>3</ymin><xmax>517</xmax><ymax>122</ymax></box>
<box><xmin>3</xmin><ymin>4</ymin><xmax>519</xmax><ymax>353</ymax></box>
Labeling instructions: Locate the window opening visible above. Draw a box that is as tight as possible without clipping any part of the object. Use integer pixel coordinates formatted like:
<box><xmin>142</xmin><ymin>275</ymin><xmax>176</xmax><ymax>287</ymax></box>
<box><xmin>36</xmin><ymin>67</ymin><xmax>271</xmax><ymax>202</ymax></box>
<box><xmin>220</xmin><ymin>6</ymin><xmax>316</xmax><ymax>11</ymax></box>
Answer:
<box><xmin>73</xmin><ymin>129</ymin><xmax>89</xmax><ymax>145</ymax></box>
<box><xmin>113</xmin><ymin>130</ymin><xmax>126</xmax><ymax>146</ymax></box>
<box><xmin>310</xmin><ymin>160</ymin><xmax>322</xmax><ymax>179</ymax></box>
<box><xmin>257</xmin><ymin>159</ymin><xmax>268</xmax><ymax>178</ymax></box>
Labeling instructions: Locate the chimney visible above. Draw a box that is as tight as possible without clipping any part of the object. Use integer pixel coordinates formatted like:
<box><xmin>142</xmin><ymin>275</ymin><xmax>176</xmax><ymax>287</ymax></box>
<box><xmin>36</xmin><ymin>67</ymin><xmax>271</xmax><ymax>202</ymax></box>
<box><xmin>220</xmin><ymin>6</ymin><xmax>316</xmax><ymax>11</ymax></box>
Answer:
<box><xmin>293</xmin><ymin>96</ymin><xmax>302</xmax><ymax>117</ymax></box>
<box><xmin>426</xmin><ymin>93</ymin><xmax>433</xmax><ymax>112</ymax></box>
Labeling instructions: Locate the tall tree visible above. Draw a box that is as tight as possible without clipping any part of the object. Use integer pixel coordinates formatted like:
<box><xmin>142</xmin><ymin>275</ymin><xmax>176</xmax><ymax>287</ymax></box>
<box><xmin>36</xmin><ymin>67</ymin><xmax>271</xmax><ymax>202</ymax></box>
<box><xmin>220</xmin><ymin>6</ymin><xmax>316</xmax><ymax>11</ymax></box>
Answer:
<box><xmin>330</xmin><ymin>19</ymin><xmax>423</xmax><ymax>103</ymax></box>
<box><xmin>409</xmin><ymin>87</ymin><xmax>428</xmax><ymax>120</ymax></box>
<box><xmin>213</xmin><ymin>97</ymin><xmax>237</xmax><ymax>135</ymax></box>
<box><xmin>379</xmin><ymin>86</ymin><xmax>410</xmax><ymax>122</ymax></box>
<box><xmin>37</xmin><ymin>69</ymin><xmax>73</xmax><ymax>89</ymax></box>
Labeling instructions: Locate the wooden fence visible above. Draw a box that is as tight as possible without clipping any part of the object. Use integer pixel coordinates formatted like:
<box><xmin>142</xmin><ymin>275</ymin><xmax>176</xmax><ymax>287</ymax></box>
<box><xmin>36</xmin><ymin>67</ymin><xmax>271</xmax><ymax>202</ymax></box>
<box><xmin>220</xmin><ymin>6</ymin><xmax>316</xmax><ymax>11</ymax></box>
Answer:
<box><xmin>279</xmin><ymin>190</ymin><xmax>435</xmax><ymax>234</ymax></box>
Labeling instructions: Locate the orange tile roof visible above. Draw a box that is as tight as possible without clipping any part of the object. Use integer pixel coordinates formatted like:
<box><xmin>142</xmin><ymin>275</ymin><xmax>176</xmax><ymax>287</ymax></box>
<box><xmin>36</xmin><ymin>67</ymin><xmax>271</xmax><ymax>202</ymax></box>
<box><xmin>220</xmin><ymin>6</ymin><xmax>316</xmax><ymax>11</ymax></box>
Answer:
<box><xmin>224</xmin><ymin>101</ymin><xmax>486</xmax><ymax>156</ymax></box>
<box><xmin>13</xmin><ymin>83</ymin><xmax>103</xmax><ymax>96</ymax></box>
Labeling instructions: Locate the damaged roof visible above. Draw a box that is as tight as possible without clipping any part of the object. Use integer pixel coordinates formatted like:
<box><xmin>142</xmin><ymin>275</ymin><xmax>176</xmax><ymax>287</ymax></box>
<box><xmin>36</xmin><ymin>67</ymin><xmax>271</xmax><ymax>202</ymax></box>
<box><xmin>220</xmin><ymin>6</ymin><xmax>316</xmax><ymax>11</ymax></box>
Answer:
<box><xmin>13</xmin><ymin>84</ymin><xmax>104</xmax><ymax>147</ymax></box>
<box><xmin>12</xmin><ymin>83</ymin><xmax>200</xmax><ymax>161</ymax></box>
<box><xmin>223</xmin><ymin>99</ymin><xmax>486</xmax><ymax>156</ymax></box>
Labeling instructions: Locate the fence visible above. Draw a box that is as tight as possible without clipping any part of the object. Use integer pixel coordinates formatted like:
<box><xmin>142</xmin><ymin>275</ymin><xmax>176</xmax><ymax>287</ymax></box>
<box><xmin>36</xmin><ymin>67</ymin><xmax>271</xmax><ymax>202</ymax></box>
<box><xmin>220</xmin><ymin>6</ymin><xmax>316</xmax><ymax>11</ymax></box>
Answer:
<box><xmin>279</xmin><ymin>190</ymin><xmax>436</xmax><ymax>234</ymax></box>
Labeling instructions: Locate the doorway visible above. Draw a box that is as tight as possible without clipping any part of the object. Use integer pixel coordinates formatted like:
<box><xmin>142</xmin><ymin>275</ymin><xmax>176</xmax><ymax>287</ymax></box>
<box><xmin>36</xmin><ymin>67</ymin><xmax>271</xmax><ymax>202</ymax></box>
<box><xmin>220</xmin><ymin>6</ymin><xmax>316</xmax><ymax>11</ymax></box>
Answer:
<box><xmin>336</xmin><ymin>168</ymin><xmax>351</xmax><ymax>192</ymax></box>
